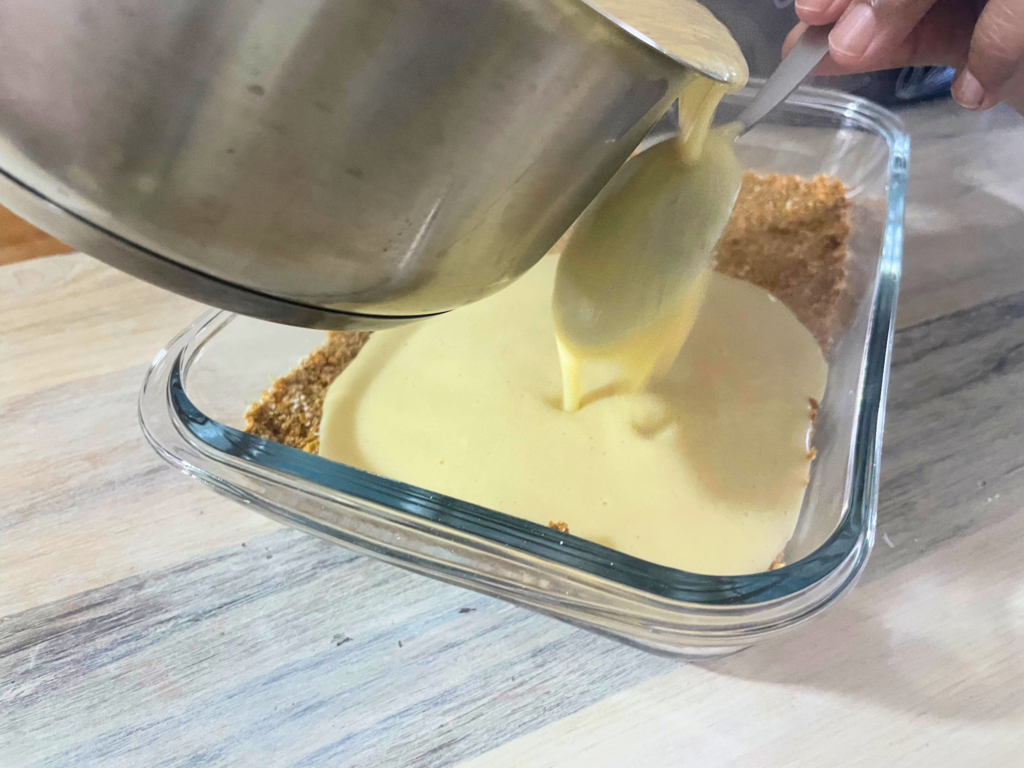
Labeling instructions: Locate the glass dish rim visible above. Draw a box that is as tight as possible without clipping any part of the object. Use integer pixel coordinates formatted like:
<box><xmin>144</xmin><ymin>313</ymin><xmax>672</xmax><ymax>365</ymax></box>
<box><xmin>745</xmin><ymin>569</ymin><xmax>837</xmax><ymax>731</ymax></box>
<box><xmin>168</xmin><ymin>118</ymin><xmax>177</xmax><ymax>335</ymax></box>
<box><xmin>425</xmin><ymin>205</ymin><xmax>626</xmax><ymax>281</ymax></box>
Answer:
<box><xmin>142</xmin><ymin>84</ymin><xmax>908</xmax><ymax>608</ymax></box>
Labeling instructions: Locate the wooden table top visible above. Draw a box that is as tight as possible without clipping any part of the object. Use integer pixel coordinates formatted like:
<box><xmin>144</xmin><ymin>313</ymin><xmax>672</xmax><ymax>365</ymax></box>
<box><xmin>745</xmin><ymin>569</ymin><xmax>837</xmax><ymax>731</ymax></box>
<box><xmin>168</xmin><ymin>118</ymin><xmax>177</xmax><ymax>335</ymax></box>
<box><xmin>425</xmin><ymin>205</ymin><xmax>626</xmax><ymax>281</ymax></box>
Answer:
<box><xmin>0</xmin><ymin>204</ymin><xmax>71</xmax><ymax>267</ymax></box>
<box><xmin>2</xmin><ymin>100</ymin><xmax>1023</xmax><ymax>767</ymax></box>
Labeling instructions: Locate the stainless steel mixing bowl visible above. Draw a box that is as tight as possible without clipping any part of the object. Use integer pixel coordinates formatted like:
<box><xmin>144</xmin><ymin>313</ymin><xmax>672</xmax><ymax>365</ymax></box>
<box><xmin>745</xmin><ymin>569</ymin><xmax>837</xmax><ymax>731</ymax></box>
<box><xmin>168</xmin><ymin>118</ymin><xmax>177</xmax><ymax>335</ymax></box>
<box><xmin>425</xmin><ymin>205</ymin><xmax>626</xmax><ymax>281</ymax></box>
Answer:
<box><xmin>0</xmin><ymin>0</ymin><xmax>711</xmax><ymax>328</ymax></box>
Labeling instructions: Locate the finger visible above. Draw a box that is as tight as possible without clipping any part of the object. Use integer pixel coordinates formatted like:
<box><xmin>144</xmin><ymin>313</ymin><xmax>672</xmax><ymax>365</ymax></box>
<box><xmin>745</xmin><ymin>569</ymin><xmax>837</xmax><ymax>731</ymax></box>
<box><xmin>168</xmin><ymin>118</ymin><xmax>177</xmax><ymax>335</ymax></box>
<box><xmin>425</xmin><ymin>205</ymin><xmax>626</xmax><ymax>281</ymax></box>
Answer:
<box><xmin>782</xmin><ymin>23</ymin><xmax>860</xmax><ymax>75</ymax></box>
<box><xmin>828</xmin><ymin>0</ymin><xmax>943</xmax><ymax>70</ymax></box>
<box><xmin>882</xmin><ymin>0</ymin><xmax>977</xmax><ymax>67</ymax></box>
<box><xmin>794</xmin><ymin>0</ymin><xmax>855</xmax><ymax>26</ymax></box>
<box><xmin>784</xmin><ymin>23</ymin><xmax>857</xmax><ymax>74</ymax></box>
<box><xmin>954</xmin><ymin>0</ymin><xmax>1024</xmax><ymax>107</ymax></box>
<box><xmin>784</xmin><ymin>0</ymin><xmax>975</xmax><ymax>75</ymax></box>
<box><xmin>999</xmin><ymin>59</ymin><xmax>1024</xmax><ymax>115</ymax></box>
<box><xmin>782</xmin><ymin>22</ymin><xmax>811</xmax><ymax>59</ymax></box>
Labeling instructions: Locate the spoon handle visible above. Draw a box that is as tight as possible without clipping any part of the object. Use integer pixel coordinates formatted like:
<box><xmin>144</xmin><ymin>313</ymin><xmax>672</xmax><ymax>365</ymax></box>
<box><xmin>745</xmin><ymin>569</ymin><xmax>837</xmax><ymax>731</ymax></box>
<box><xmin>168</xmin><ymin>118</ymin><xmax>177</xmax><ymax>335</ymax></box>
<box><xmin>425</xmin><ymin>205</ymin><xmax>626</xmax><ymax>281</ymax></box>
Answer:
<box><xmin>736</xmin><ymin>24</ymin><xmax>834</xmax><ymax>136</ymax></box>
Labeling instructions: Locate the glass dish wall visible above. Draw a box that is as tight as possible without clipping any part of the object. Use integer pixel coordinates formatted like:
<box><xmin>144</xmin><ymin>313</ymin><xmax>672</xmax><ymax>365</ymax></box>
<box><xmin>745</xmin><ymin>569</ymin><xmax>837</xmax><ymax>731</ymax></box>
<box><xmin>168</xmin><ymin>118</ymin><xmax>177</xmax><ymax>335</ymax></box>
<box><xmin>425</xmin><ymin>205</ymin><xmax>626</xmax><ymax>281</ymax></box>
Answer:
<box><xmin>141</xmin><ymin>86</ymin><xmax>908</xmax><ymax>658</ymax></box>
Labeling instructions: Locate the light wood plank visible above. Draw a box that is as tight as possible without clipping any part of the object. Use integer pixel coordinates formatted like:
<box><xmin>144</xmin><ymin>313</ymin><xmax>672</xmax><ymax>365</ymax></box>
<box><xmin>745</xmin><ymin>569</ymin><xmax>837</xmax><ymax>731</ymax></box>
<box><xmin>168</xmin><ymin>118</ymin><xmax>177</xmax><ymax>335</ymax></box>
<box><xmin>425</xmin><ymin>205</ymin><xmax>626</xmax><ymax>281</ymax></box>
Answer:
<box><xmin>1</xmin><ymin>255</ymin><xmax>274</xmax><ymax>614</ymax></box>
<box><xmin>0</xmin><ymin>528</ymin><xmax>675</xmax><ymax>768</ymax></box>
<box><xmin>1</xmin><ymin>254</ymin><xmax>201</xmax><ymax>399</ymax></box>
<box><xmin>0</xmin><ymin>365</ymin><xmax>278</xmax><ymax>616</ymax></box>
<box><xmin>897</xmin><ymin>102</ymin><xmax>1024</xmax><ymax>329</ymax></box>
<box><xmin>872</xmin><ymin>290</ymin><xmax>1024</xmax><ymax>575</ymax></box>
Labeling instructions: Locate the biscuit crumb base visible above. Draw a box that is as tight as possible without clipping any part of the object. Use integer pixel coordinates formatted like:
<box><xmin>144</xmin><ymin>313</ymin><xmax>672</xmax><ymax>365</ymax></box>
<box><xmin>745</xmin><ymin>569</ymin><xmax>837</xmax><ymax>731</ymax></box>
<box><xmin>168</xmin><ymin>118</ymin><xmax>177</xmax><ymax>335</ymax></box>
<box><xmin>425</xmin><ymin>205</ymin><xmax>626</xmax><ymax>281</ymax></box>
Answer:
<box><xmin>244</xmin><ymin>331</ymin><xmax>370</xmax><ymax>452</ymax></box>
<box><xmin>714</xmin><ymin>173</ymin><xmax>850</xmax><ymax>350</ymax></box>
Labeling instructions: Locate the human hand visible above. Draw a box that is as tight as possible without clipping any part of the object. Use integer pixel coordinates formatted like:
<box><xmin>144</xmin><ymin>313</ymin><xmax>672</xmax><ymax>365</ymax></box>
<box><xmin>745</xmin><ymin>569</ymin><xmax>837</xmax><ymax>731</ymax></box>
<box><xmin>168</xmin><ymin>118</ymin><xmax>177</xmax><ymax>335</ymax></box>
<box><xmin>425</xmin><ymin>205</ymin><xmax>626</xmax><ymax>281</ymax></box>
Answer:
<box><xmin>785</xmin><ymin>0</ymin><xmax>1024</xmax><ymax>113</ymax></box>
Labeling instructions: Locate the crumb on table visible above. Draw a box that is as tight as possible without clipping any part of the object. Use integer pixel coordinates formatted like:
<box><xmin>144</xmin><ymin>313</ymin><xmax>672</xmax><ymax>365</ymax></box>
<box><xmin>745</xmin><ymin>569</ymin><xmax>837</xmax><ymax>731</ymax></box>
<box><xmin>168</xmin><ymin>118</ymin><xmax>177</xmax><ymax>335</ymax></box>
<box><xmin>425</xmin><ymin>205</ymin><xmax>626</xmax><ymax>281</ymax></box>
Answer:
<box><xmin>548</xmin><ymin>521</ymin><xmax>570</xmax><ymax>534</ymax></box>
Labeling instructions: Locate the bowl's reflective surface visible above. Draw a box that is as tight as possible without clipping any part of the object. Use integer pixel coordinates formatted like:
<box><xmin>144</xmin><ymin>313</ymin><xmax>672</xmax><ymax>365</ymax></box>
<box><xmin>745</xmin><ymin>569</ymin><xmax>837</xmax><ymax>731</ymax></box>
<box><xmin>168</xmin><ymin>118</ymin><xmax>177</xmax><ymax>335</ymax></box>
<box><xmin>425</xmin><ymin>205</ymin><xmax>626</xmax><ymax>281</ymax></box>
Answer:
<box><xmin>0</xmin><ymin>0</ymin><xmax>695</xmax><ymax>326</ymax></box>
<box><xmin>141</xmin><ymin>86</ymin><xmax>908</xmax><ymax>658</ymax></box>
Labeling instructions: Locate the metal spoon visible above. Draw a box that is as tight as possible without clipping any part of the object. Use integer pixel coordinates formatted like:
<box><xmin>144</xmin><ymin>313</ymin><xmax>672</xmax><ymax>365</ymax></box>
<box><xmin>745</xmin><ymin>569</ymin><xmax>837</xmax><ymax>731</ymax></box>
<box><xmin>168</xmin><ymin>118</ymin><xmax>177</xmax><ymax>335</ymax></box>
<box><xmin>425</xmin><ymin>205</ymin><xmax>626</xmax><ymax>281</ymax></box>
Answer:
<box><xmin>734</xmin><ymin>24</ymin><xmax>834</xmax><ymax>135</ymax></box>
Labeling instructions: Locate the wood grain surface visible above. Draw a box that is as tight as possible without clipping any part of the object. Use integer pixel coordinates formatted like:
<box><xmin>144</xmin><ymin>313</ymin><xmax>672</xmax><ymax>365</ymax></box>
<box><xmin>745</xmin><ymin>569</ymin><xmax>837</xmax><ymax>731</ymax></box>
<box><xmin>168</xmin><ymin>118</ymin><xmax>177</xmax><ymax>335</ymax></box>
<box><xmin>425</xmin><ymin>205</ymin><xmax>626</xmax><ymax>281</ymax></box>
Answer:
<box><xmin>2</xmin><ymin>99</ymin><xmax>1023</xmax><ymax>767</ymax></box>
<box><xmin>0</xmin><ymin>204</ymin><xmax>71</xmax><ymax>267</ymax></box>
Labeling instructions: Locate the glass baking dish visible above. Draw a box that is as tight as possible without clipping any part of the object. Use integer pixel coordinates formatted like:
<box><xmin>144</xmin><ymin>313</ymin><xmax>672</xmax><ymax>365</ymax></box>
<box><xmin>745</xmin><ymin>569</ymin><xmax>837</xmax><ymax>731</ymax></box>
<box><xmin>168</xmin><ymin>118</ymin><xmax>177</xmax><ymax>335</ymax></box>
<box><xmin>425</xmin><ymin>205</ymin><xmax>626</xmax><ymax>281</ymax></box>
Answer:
<box><xmin>140</xmin><ymin>85</ymin><xmax>908</xmax><ymax>659</ymax></box>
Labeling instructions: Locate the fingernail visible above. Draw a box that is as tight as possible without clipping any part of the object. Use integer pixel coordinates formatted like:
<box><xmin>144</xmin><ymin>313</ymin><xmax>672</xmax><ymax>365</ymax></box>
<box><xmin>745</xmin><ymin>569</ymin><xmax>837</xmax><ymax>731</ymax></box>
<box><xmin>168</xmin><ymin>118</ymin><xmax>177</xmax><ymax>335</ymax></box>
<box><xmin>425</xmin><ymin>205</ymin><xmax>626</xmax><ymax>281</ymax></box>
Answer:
<box><xmin>795</xmin><ymin>0</ymin><xmax>827</xmax><ymax>15</ymax></box>
<box><xmin>795</xmin><ymin>0</ymin><xmax>839</xmax><ymax>16</ymax></box>
<box><xmin>953</xmin><ymin>70</ymin><xmax>985</xmax><ymax>110</ymax></box>
<box><xmin>830</xmin><ymin>4</ymin><xmax>876</xmax><ymax>59</ymax></box>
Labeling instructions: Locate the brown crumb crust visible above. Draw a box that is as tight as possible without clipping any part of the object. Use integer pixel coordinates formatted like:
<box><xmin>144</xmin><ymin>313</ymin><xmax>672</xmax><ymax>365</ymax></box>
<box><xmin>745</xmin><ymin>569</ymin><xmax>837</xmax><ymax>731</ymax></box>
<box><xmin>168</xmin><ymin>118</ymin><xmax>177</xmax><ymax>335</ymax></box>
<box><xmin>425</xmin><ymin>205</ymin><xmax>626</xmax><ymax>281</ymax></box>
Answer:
<box><xmin>548</xmin><ymin>521</ymin><xmax>570</xmax><ymax>534</ymax></box>
<box><xmin>244</xmin><ymin>331</ymin><xmax>370</xmax><ymax>452</ymax></box>
<box><xmin>714</xmin><ymin>173</ymin><xmax>850</xmax><ymax>350</ymax></box>
<box><xmin>245</xmin><ymin>172</ymin><xmax>849</xmax><ymax>452</ymax></box>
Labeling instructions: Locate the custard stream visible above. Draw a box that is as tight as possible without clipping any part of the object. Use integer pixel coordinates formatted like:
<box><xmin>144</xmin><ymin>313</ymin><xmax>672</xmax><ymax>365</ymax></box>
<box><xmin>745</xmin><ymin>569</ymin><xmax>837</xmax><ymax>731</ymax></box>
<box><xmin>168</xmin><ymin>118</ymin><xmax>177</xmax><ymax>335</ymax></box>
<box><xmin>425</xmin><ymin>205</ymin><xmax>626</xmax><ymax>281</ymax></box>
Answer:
<box><xmin>553</xmin><ymin>79</ymin><xmax>743</xmax><ymax>411</ymax></box>
<box><xmin>552</xmin><ymin>0</ymin><xmax>750</xmax><ymax>411</ymax></box>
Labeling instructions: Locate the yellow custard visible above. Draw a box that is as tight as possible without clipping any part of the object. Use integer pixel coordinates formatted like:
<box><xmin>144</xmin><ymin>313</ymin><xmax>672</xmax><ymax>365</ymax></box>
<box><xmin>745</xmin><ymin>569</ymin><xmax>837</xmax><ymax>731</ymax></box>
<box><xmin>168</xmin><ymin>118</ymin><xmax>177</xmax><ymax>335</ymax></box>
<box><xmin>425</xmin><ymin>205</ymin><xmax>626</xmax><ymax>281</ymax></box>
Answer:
<box><xmin>320</xmin><ymin>257</ymin><xmax>826</xmax><ymax>575</ymax></box>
